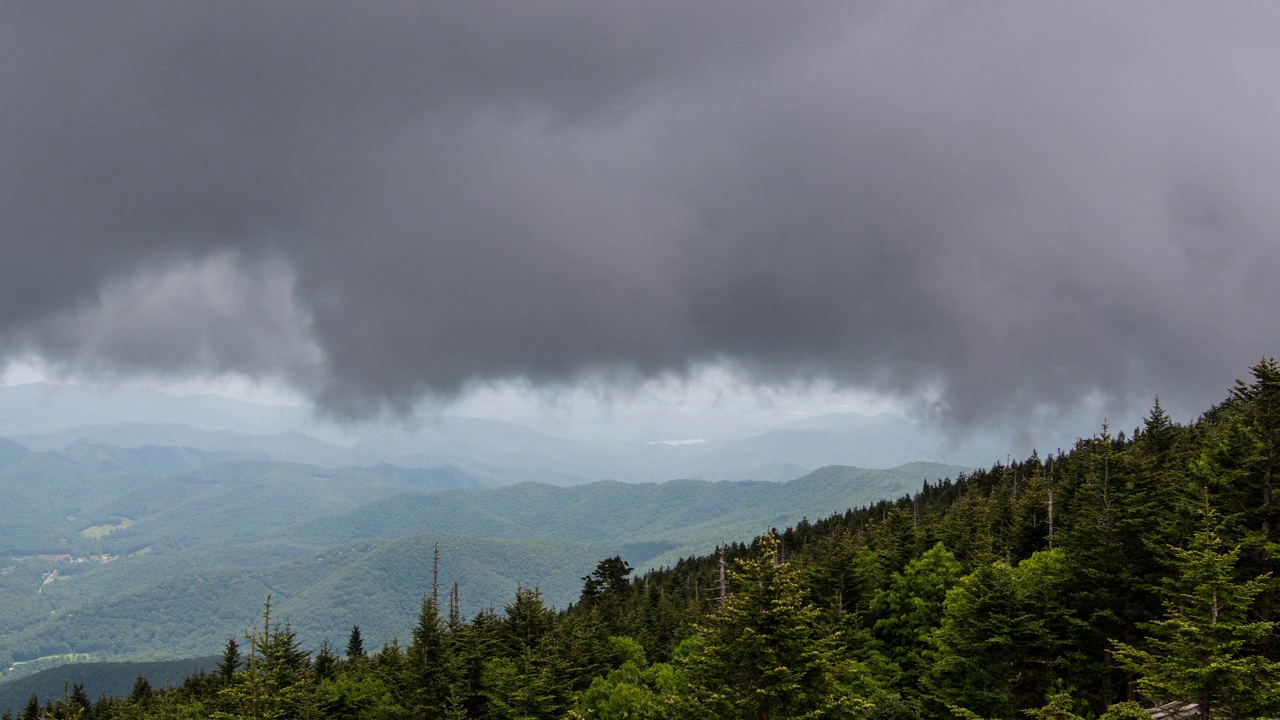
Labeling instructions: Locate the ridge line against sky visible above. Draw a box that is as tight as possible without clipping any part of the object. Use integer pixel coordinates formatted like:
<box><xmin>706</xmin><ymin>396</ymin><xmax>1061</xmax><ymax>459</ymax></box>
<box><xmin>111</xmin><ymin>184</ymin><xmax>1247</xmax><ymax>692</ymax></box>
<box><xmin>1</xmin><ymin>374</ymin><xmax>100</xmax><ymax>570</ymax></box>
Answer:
<box><xmin>1</xmin><ymin>2</ymin><xmax>1276</xmax><ymax>446</ymax></box>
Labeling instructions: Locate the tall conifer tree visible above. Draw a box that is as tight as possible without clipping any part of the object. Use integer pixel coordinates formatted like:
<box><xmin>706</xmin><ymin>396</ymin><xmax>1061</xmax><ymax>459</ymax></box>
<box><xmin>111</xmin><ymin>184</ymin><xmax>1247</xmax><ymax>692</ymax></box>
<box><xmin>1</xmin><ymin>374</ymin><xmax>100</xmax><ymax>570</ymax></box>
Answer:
<box><xmin>683</xmin><ymin>531</ymin><xmax>872</xmax><ymax>719</ymax></box>
<box><xmin>1114</xmin><ymin>502</ymin><xmax>1280</xmax><ymax>718</ymax></box>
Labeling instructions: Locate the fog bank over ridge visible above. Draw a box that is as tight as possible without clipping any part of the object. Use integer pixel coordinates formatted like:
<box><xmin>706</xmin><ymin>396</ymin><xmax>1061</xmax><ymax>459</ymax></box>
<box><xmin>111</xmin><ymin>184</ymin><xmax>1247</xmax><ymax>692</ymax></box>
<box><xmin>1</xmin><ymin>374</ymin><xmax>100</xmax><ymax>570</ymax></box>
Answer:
<box><xmin>0</xmin><ymin>381</ymin><xmax>1012</xmax><ymax>484</ymax></box>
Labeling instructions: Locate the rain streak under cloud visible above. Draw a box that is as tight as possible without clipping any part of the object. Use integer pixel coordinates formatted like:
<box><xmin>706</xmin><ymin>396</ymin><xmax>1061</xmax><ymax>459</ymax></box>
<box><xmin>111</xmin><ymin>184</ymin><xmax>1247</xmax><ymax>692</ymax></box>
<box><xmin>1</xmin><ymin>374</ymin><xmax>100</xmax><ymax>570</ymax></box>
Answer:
<box><xmin>1</xmin><ymin>1</ymin><xmax>1278</xmax><ymax>434</ymax></box>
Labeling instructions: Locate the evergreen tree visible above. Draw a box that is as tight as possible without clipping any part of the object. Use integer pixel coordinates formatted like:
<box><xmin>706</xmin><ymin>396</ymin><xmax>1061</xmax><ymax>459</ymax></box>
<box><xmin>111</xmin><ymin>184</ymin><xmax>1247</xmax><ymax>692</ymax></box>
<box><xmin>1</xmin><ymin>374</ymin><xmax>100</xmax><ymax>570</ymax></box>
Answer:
<box><xmin>1230</xmin><ymin>358</ymin><xmax>1280</xmax><ymax>537</ymax></box>
<box><xmin>346</xmin><ymin>625</ymin><xmax>366</xmax><ymax>660</ymax></box>
<box><xmin>317</xmin><ymin>673</ymin><xmax>402</xmax><ymax>720</ymax></box>
<box><xmin>373</xmin><ymin>636</ymin><xmax>404</xmax><ymax>675</ymax></box>
<box><xmin>580</xmin><ymin>556</ymin><xmax>635</xmax><ymax>631</ymax></box>
<box><xmin>1024</xmin><ymin>693</ymin><xmax>1085</xmax><ymax>720</ymax></box>
<box><xmin>927</xmin><ymin>560</ymin><xmax>1048</xmax><ymax>717</ymax></box>
<box><xmin>799</xmin><ymin>525</ymin><xmax>883</xmax><ymax>617</ymax></box>
<box><xmin>49</xmin><ymin>361</ymin><xmax>1280</xmax><ymax>720</ymax></box>
<box><xmin>568</xmin><ymin>653</ymin><xmax>685</xmax><ymax>720</ymax></box>
<box><xmin>69</xmin><ymin>684</ymin><xmax>90</xmax><ymax>717</ymax></box>
<box><xmin>220</xmin><ymin>595</ymin><xmax>316</xmax><ymax>720</ymax></box>
<box><xmin>449</xmin><ymin>611</ymin><xmax>500</xmax><ymax>720</ymax></box>
<box><xmin>869</xmin><ymin>542</ymin><xmax>963</xmax><ymax>683</ymax></box>
<box><xmin>1009</xmin><ymin>469</ymin><xmax>1053</xmax><ymax>560</ymax></box>
<box><xmin>1114</xmin><ymin>502</ymin><xmax>1280</xmax><ymax>718</ymax></box>
<box><xmin>407</xmin><ymin>595</ymin><xmax>452</xmax><ymax>718</ymax></box>
<box><xmin>1142</xmin><ymin>397</ymin><xmax>1174</xmax><ymax>462</ymax></box>
<box><xmin>499</xmin><ymin>586</ymin><xmax>556</xmax><ymax>656</ymax></box>
<box><xmin>39</xmin><ymin>681</ymin><xmax>91</xmax><ymax>720</ymax></box>
<box><xmin>1225</xmin><ymin>358</ymin><xmax>1280</xmax><ymax>659</ymax></box>
<box><xmin>580</xmin><ymin>556</ymin><xmax>633</xmax><ymax>603</ymax></box>
<box><xmin>682</xmin><ymin>531</ymin><xmax>872</xmax><ymax>719</ymax></box>
<box><xmin>1098</xmin><ymin>702</ymin><xmax>1151</xmax><ymax>719</ymax></box>
<box><xmin>476</xmin><ymin>587</ymin><xmax>574</xmax><ymax>719</ymax></box>
<box><xmin>1060</xmin><ymin>425</ymin><xmax>1167</xmax><ymax>707</ymax></box>
<box><xmin>217</xmin><ymin>636</ymin><xmax>242</xmax><ymax>683</ymax></box>
<box><xmin>314</xmin><ymin>639</ymin><xmax>339</xmax><ymax>682</ymax></box>
<box><xmin>130</xmin><ymin>674</ymin><xmax>153</xmax><ymax>705</ymax></box>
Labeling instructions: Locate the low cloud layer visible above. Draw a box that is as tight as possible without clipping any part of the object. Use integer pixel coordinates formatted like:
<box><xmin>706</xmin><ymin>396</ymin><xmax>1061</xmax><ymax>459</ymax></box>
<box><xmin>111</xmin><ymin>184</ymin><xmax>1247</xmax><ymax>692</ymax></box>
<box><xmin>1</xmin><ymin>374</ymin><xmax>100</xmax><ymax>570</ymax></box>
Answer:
<box><xmin>2</xmin><ymin>2</ymin><xmax>1277</xmax><ymax>427</ymax></box>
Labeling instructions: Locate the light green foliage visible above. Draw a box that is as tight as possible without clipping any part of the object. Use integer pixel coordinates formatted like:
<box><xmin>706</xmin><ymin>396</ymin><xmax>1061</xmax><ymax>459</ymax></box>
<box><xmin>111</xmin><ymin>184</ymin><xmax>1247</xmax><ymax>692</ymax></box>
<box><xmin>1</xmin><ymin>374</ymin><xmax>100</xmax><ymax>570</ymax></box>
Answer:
<box><xmin>1097</xmin><ymin>702</ymin><xmax>1150</xmax><ymax>720</ymax></box>
<box><xmin>1113</xmin><ymin>502</ymin><xmax>1280</xmax><ymax>718</ymax></box>
<box><xmin>481</xmin><ymin>654</ymin><xmax>562</xmax><ymax>720</ymax></box>
<box><xmin>607</xmin><ymin>636</ymin><xmax>647</xmax><ymax>667</ymax></box>
<box><xmin>569</xmin><ymin>660</ymin><xmax>684</xmax><ymax>720</ymax></box>
<box><xmin>929</xmin><ymin>551</ymin><xmax>1081</xmax><ymax>716</ymax></box>
<box><xmin>1010</xmin><ymin>549</ymin><xmax>1080</xmax><ymax>677</ymax></box>
<box><xmin>870</xmin><ymin>542</ymin><xmax>962</xmax><ymax>679</ymax></box>
<box><xmin>317</xmin><ymin>674</ymin><xmax>403</xmax><ymax>720</ymax></box>
<box><xmin>1023</xmin><ymin>693</ymin><xmax>1085</xmax><ymax>720</ymax></box>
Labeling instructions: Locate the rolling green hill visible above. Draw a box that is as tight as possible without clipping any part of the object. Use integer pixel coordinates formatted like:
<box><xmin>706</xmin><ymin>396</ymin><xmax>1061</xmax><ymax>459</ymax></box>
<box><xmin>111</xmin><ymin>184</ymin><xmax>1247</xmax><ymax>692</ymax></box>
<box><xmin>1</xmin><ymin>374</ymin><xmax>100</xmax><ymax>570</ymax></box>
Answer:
<box><xmin>0</xmin><ymin>656</ymin><xmax>219</xmax><ymax>715</ymax></box>
<box><xmin>270</xmin><ymin>463</ymin><xmax>956</xmax><ymax>567</ymax></box>
<box><xmin>0</xmin><ymin>436</ymin><xmax>966</xmax><ymax>676</ymax></box>
<box><xmin>5</xmin><ymin>533</ymin><xmax>612</xmax><ymax>669</ymax></box>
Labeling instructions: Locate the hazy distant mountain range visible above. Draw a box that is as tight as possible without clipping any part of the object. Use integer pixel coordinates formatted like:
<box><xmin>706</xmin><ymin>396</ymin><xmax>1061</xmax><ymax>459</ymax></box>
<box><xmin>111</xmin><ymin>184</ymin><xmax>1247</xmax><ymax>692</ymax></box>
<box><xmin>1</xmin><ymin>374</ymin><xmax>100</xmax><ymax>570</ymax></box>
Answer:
<box><xmin>1</xmin><ymin>382</ymin><xmax>999</xmax><ymax>484</ymax></box>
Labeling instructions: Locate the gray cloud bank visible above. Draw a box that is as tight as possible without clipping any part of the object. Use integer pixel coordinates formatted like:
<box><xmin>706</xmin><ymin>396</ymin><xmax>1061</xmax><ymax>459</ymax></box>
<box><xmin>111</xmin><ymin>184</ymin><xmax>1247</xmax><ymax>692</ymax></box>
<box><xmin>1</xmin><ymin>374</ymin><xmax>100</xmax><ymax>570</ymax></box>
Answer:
<box><xmin>2</xmin><ymin>1</ymin><xmax>1278</xmax><ymax>427</ymax></box>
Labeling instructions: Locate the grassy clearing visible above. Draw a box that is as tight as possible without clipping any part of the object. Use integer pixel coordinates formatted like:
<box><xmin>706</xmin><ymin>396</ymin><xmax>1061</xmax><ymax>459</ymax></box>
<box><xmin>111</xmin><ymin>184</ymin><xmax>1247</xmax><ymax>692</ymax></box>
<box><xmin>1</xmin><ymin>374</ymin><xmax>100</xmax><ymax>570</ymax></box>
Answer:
<box><xmin>79</xmin><ymin>518</ymin><xmax>134</xmax><ymax>540</ymax></box>
<box><xmin>4</xmin><ymin>653</ymin><xmax>92</xmax><ymax>680</ymax></box>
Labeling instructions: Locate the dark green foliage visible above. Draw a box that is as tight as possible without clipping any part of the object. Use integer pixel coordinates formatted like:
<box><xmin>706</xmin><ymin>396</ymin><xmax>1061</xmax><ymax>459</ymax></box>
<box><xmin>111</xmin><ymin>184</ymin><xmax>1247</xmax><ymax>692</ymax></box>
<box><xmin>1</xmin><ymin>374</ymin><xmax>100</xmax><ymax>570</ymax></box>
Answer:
<box><xmin>928</xmin><ymin>560</ymin><xmax>1048</xmax><ymax>716</ymax></box>
<box><xmin>313</xmin><ymin>639</ymin><xmax>338</xmax><ymax>682</ymax></box>
<box><xmin>1114</xmin><ymin>501</ymin><xmax>1280</xmax><ymax>718</ymax></box>
<box><xmin>406</xmin><ymin>596</ymin><xmax>453</xmax><ymax>717</ymax></box>
<box><xmin>129</xmin><ymin>674</ymin><xmax>151</xmax><ymax>704</ymax></box>
<box><xmin>216</xmin><ymin>636</ymin><xmax>240</xmax><ymax>683</ymax></box>
<box><xmin>580</xmin><ymin>556</ymin><xmax>632</xmax><ymax>603</ymax></box>
<box><xmin>345</xmin><ymin>625</ymin><xmax>365</xmax><ymax>660</ymax></box>
<box><xmin>0</xmin><ymin>657</ymin><xmax>218</xmax><ymax>716</ymax></box>
<box><xmin>681</xmin><ymin>532</ymin><xmax>874</xmax><ymax>719</ymax></box>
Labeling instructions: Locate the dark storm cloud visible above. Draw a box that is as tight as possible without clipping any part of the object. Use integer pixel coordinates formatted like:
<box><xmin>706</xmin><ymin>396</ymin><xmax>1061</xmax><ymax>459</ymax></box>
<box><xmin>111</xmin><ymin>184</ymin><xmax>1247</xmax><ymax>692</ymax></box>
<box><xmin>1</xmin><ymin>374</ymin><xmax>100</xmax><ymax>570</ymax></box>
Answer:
<box><xmin>2</xmin><ymin>1</ymin><xmax>1278</xmax><ymax>425</ymax></box>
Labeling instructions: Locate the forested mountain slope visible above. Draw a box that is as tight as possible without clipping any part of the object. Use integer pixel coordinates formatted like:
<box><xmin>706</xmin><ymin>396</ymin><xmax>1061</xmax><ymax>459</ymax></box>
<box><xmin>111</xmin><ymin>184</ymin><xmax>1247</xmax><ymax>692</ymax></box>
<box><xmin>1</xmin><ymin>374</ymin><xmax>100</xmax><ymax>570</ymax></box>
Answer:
<box><xmin>2</xmin><ymin>534</ymin><xmax>609</xmax><ymax>671</ymax></box>
<box><xmin>0</xmin><ymin>657</ymin><xmax>218</xmax><ymax>715</ymax></box>
<box><xmin>0</xmin><ymin>431</ymin><xmax>962</xmax><ymax>681</ymax></box>
<box><xmin>8</xmin><ymin>360</ymin><xmax>1278</xmax><ymax>719</ymax></box>
<box><xmin>269</xmin><ymin>463</ymin><xmax>954</xmax><ymax>567</ymax></box>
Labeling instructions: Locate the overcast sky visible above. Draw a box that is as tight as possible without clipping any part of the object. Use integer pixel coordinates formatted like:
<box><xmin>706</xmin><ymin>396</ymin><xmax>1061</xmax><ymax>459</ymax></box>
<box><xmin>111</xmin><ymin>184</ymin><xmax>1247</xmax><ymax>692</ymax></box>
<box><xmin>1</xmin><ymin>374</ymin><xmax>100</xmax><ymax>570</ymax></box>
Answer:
<box><xmin>1</xmin><ymin>2</ymin><xmax>1277</xmax><ymax>444</ymax></box>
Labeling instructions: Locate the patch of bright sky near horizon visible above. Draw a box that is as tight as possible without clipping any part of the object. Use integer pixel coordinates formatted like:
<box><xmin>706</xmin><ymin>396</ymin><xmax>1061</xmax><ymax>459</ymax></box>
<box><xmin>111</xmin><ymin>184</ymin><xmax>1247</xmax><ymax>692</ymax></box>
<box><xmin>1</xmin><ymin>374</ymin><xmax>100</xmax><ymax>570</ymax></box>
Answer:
<box><xmin>0</xmin><ymin>357</ymin><xmax>306</xmax><ymax>408</ymax></box>
<box><xmin>0</xmin><ymin>356</ymin><xmax>1122</xmax><ymax>458</ymax></box>
<box><xmin>444</xmin><ymin>365</ymin><xmax>912</xmax><ymax>443</ymax></box>
<box><xmin>0</xmin><ymin>357</ymin><xmax>903</xmax><ymax>441</ymax></box>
